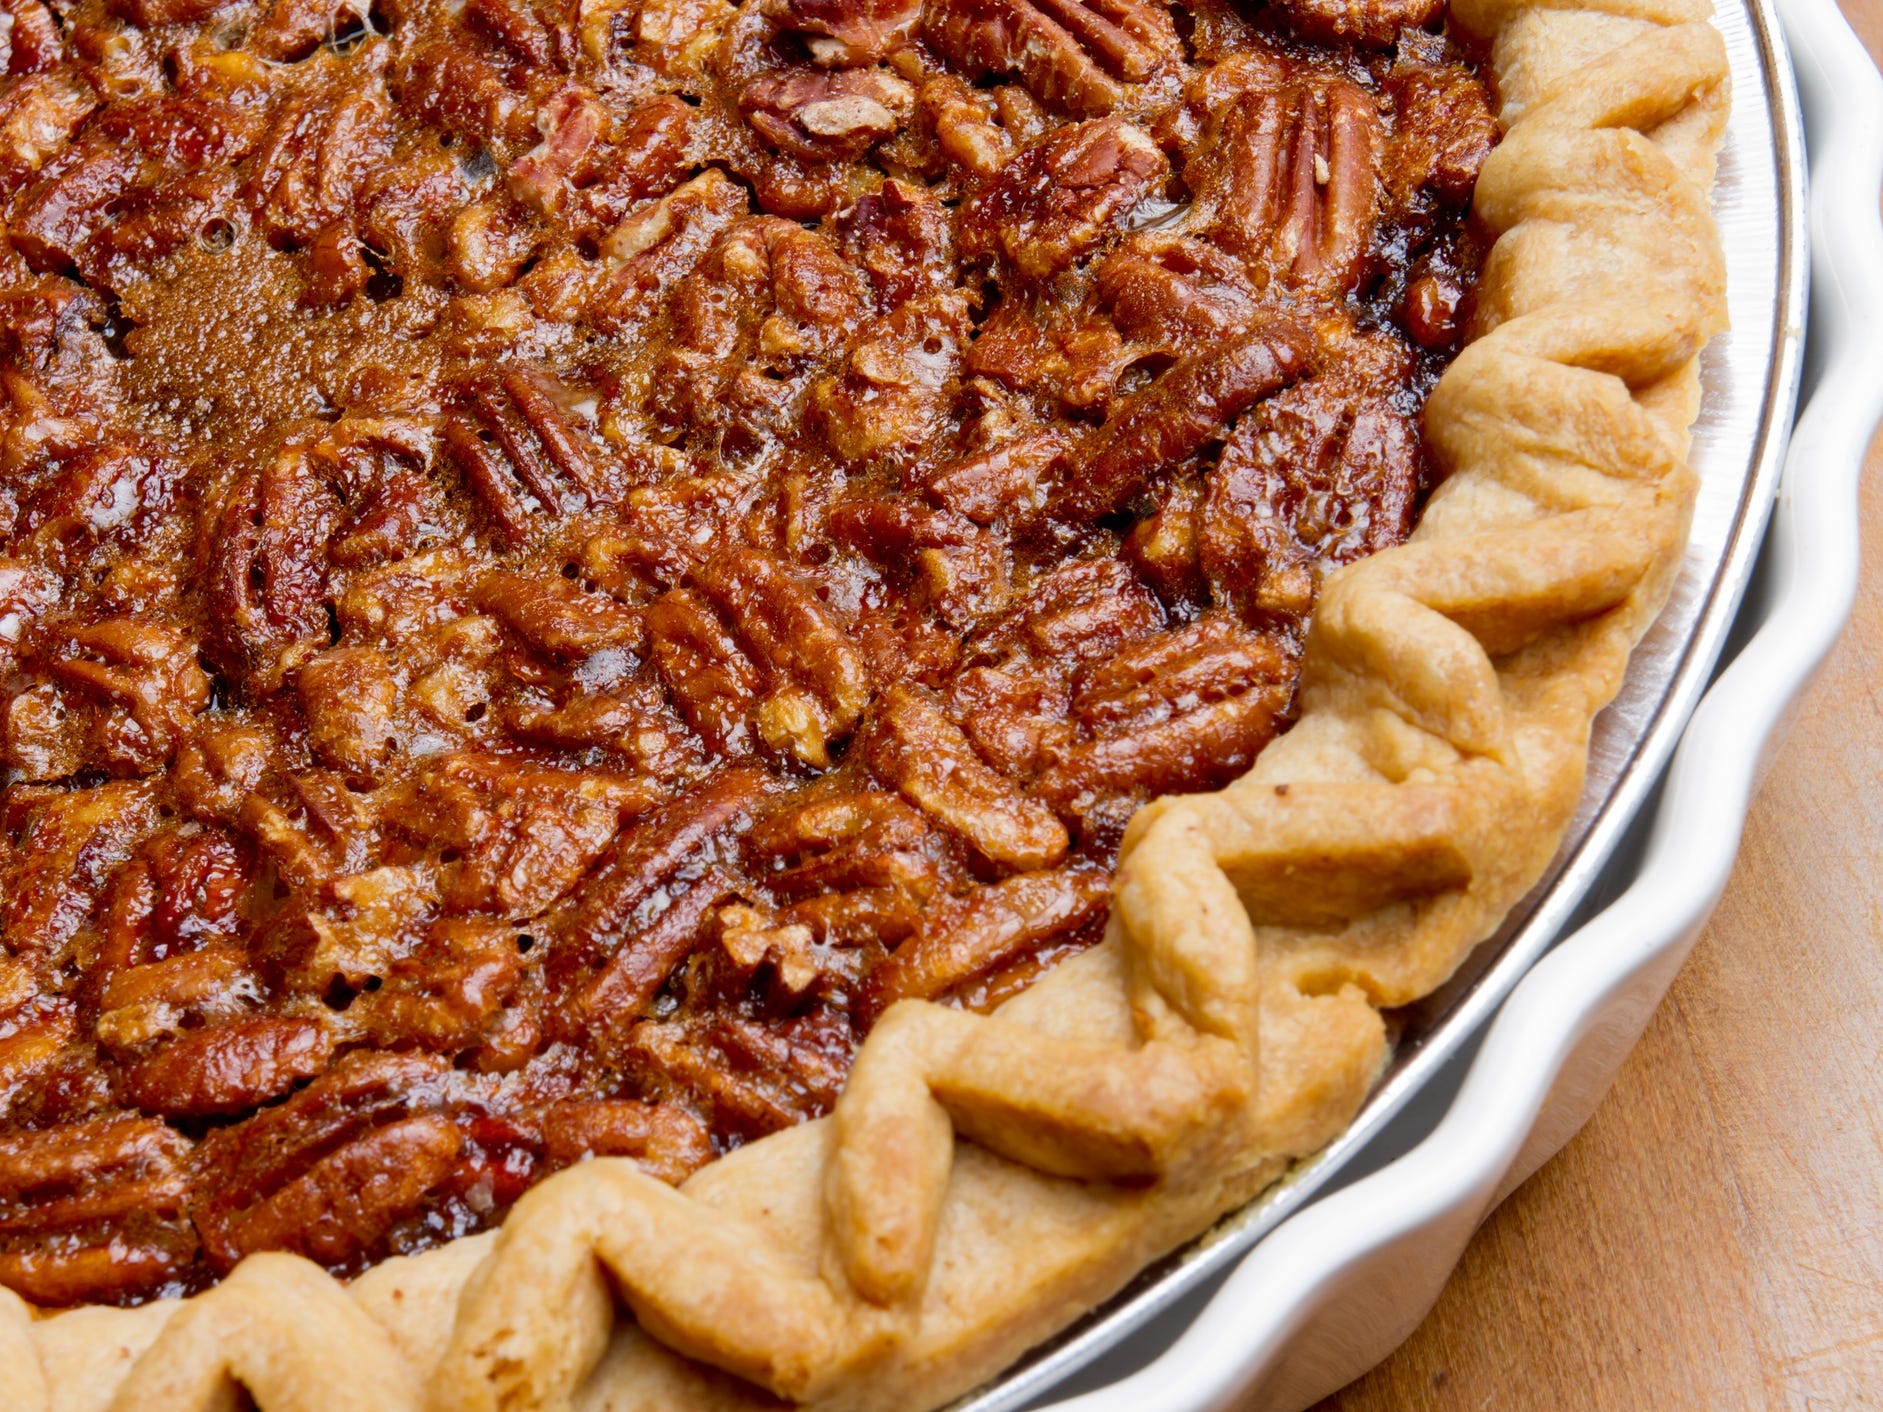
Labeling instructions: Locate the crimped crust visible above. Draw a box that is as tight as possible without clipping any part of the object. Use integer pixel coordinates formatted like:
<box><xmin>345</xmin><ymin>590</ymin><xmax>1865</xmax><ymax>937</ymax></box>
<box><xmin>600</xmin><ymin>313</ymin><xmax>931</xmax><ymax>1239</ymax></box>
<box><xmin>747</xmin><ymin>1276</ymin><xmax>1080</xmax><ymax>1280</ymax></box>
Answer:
<box><xmin>0</xmin><ymin>0</ymin><xmax>1729</xmax><ymax>1405</ymax></box>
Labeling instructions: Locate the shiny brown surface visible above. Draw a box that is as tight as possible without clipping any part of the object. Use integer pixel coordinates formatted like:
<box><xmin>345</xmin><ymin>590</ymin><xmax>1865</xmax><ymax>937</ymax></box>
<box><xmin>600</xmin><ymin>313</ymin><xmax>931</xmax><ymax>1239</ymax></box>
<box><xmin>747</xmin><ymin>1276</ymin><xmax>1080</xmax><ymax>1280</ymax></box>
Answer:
<box><xmin>0</xmin><ymin>0</ymin><xmax>1491</xmax><ymax>1304</ymax></box>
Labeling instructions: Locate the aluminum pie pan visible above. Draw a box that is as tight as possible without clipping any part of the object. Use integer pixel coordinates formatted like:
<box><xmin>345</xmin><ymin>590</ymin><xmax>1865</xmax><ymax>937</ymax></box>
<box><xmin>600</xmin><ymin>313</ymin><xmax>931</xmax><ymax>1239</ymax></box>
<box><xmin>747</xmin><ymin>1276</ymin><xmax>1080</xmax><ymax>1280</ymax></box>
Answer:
<box><xmin>952</xmin><ymin>0</ymin><xmax>1810</xmax><ymax>1402</ymax></box>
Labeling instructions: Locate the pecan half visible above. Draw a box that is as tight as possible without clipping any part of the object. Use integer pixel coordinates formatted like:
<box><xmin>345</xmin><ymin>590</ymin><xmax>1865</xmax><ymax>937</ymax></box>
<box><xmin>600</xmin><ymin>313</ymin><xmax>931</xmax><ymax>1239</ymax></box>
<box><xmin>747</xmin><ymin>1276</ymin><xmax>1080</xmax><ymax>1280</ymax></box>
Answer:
<box><xmin>1185</xmin><ymin>76</ymin><xmax>1382</xmax><ymax>297</ymax></box>
<box><xmin>1037</xmin><ymin>614</ymin><xmax>1294</xmax><ymax>818</ymax></box>
<box><xmin>539</xmin><ymin>1097</ymin><xmax>714</xmax><ymax>1183</ymax></box>
<box><xmin>203</xmin><ymin>445</ymin><xmax>345</xmax><ymax>688</ymax></box>
<box><xmin>44</xmin><ymin>618</ymin><xmax>211</xmax><ymax>770</ymax></box>
<box><xmin>444</xmin><ymin>369</ymin><xmax>612</xmax><ymax>546</ymax></box>
<box><xmin>967</xmin><ymin>558</ymin><xmax>1163</xmax><ymax>669</ymax></box>
<box><xmin>1200</xmin><ymin>373</ymin><xmax>1421</xmax><ymax>620</ymax></box>
<box><xmin>1066</xmin><ymin>317</ymin><xmax>1315</xmax><ymax>521</ymax></box>
<box><xmin>190</xmin><ymin>1051</ymin><xmax>466</xmax><ymax>1272</ymax></box>
<box><xmin>2</xmin><ymin>782</ymin><xmax>160</xmax><ymax>971</ymax></box>
<box><xmin>0</xmin><ymin>1115</ymin><xmax>196</xmax><ymax>1305</ymax></box>
<box><xmin>857</xmin><ymin>864</ymin><xmax>1108</xmax><ymax>1022</ymax></box>
<box><xmin>397</xmin><ymin>750</ymin><xmax>659</xmax><ymax>918</ymax></box>
<box><xmin>118</xmin><ymin>1017</ymin><xmax>334</xmax><ymax>1118</ymax></box>
<box><xmin>627</xmin><ymin>1010</ymin><xmax>849</xmax><ymax>1138</ymax></box>
<box><xmin>925</xmin><ymin>0</ymin><xmax>1180</xmax><ymax>116</ymax></box>
<box><xmin>555</xmin><ymin>766</ymin><xmax>773</xmax><ymax>1023</ymax></box>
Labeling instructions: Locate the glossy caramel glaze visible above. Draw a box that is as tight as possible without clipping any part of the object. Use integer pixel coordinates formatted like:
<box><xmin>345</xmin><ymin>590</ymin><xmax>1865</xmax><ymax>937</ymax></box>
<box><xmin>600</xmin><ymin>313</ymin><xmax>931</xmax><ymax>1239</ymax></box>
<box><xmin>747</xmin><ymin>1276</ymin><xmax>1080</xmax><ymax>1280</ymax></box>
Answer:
<box><xmin>0</xmin><ymin>0</ymin><xmax>1493</xmax><ymax>1304</ymax></box>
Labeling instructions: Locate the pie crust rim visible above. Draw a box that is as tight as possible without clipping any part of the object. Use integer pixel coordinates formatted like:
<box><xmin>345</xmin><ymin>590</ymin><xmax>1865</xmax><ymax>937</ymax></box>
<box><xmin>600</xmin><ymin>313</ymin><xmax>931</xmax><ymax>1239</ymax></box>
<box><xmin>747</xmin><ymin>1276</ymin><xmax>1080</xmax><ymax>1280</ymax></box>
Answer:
<box><xmin>0</xmin><ymin>0</ymin><xmax>1732</xmax><ymax>1406</ymax></box>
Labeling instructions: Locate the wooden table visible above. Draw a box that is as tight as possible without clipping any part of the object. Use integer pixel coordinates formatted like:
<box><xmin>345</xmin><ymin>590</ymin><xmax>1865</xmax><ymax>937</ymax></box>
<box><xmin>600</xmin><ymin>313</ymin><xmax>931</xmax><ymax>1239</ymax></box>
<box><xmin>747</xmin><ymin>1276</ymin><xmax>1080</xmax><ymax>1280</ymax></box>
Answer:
<box><xmin>1306</xmin><ymin>16</ymin><xmax>1883</xmax><ymax>1405</ymax></box>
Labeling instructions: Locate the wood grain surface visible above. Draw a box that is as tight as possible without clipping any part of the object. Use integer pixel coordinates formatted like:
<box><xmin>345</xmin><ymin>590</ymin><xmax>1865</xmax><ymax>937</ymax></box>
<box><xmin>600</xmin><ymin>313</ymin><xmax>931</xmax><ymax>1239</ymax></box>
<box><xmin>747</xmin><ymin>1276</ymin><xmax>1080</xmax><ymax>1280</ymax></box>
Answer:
<box><xmin>1308</xmin><ymin>19</ymin><xmax>1883</xmax><ymax>1405</ymax></box>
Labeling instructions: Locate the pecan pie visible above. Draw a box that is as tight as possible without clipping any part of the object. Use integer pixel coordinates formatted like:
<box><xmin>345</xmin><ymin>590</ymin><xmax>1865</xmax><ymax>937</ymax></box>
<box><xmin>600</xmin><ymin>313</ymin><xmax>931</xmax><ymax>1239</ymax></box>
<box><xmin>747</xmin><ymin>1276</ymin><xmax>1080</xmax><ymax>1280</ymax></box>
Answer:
<box><xmin>0</xmin><ymin>0</ymin><xmax>1728</xmax><ymax>1400</ymax></box>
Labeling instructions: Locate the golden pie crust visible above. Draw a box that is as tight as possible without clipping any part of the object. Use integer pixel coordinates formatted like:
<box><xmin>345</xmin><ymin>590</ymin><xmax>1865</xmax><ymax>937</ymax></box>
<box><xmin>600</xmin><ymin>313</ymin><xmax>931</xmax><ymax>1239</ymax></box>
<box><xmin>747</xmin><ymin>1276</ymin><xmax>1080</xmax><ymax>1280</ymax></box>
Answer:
<box><xmin>0</xmin><ymin>0</ymin><xmax>1728</xmax><ymax>1403</ymax></box>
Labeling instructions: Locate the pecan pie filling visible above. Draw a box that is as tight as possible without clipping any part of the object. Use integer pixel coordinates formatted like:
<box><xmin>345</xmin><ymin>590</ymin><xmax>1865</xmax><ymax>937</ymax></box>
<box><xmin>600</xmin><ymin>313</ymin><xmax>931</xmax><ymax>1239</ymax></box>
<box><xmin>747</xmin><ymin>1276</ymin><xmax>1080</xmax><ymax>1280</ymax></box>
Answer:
<box><xmin>0</xmin><ymin>0</ymin><xmax>1495</xmax><ymax>1306</ymax></box>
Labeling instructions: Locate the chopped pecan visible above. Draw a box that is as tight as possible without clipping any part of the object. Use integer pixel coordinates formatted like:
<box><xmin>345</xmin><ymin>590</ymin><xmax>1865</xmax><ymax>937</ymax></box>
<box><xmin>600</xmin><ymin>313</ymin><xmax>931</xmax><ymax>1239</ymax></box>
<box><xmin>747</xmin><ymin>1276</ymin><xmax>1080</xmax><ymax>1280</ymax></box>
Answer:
<box><xmin>10</xmin><ymin>145</ymin><xmax>142</xmax><ymax>272</ymax></box>
<box><xmin>40</xmin><ymin>617</ymin><xmax>210</xmax><ymax>769</ymax></box>
<box><xmin>926</xmin><ymin>0</ymin><xmax>1180</xmax><ymax>116</ymax></box>
<box><xmin>764</xmin><ymin>0</ymin><xmax>920</xmax><ymax>64</ymax></box>
<box><xmin>504</xmin><ymin>685</ymin><xmax>698</xmax><ymax>779</ymax></box>
<box><xmin>340</xmin><ymin>917</ymin><xmax>527</xmax><ymax>1055</ymax></box>
<box><xmin>1124</xmin><ymin>475</ymin><xmax>1205</xmax><ymax>603</ymax></box>
<box><xmin>1384</xmin><ymin>61</ymin><xmax>1497</xmax><ymax>211</ymax></box>
<box><xmin>1</xmin><ymin>0</ymin><xmax>62</xmax><ymax>77</ymax></box>
<box><xmin>13</xmin><ymin>440</ymin><xmax>187</xmax><ymax>563</ymax></box>
<box><xmin>581</xmin><ymin>473</ymin><xmax>748</xmax><ymax>591</ymax></box>
<box><xmin>12</xmin><ymin>96</ymin><xmax>251</xmax><ymax>270</ymax></box>
<box><xmin>398</xmin><ymin>41</ymin><xmax>530</xmax><ymax>151</ymax></box>
<box><xmin>444</xmin><ymin>369</ymin><xmax>611</xmax><ymax>546</ymax></box>
<box><xmin>579</xmin><ymin>0</ymin><xmax>733</xmax><ymax>76</ymax></box>
<box><xmin>867</xmin><ymin>683</ymin><xmax>1068</xmax><ymax>869</ymax></box>
<box><xmin>539</xmin><ymin>1097</ymin><xmax>714</xmax><ymax>1183</ymax></box>
<box><xmin>812</xmin><ymin>289</ymin><xmax>969</xmax><ymax>464</ymax></box>
<box><xmin>263</xmin><ymin>864</ymin><xmax>438</xmax><ymax>993</ymax></box>
<box><xmin>84</xmin><ymin>827</ymin><xmax>249</xmax><ymax>989</ymax></box>
<box><xmin>918</xmin><ymin>73</ymin><xmax>1012</xmax><ymax>177</ymax></box>
<box><xmin>695</xmin><ymin>549</ymin><xmax>871</xmax><ymax>767</ymax></box>
<box><xmin>1066</xmin><ymin>316</ymin><xmax>1315</xmax><ymax>520</ymax></box>
<box><xmin>1200</xmin><ymin>372</ymin><xmax>1420</xmax><ymax>620</ymax></box>
<box><xmin>655</xmin><ymin>217</ymin><xmax>867</xmax><ymax>457</ymax></box>
<box><xmin>826</xmin><ymin>494</ymin><xmax>1009</xmax><ymax>628</ymax></box>
<box><xmin>589</xmin><ymin>168</ymin><xmax>751</xmax><ymax>331</ymax></box>
<box><xmin>1184</xmin><ymin>76</ymin><xmax>1381</xmax><ymax>297</ymax></box>
<box><xmin>250</xmin><ymin>0</ymin><xmax>373</xmax><ymax>63</ymax></box>
<box><xmin>296</xmin><ymin>646</ymin><xmax>402</xmax><ymax>786</ymax></box>
<box><xmin>741</xmin><ymin>67</ymin><xmax>915</xmax><ymax>164</ymax></box>
<box><xmin>961</xmin><ymin>119</ymin><xmax>1166</xmax><ymax>280</ymax></box>
<box><xmin>508</xmin><ymin>85</ymin><xmax>607</xmax><ymax>217</ymax></box>
<box><xmin>466</xmin><ymin>0</ymin><xmax>574</xmax><ymax>67</ymax></box>
<box><xmin>0</xmin><ymin>1114</ymin><xmax>196</xmax><ymax>1305</ymax></box>
<box><xmin>0</xmin><ymin>74</ymin><xmax>95</xmax><ymax>187</ymax></box>
<box><xmin>834</xmin><ymin>178</ymin><xmax>953</xmax><ymax>308</ymax></box>
<box><xmin>570</xmin><ymin>94</ymin><xmax>693</xmax><ymax>236</ymax></box>
<box><xmin>858</xmin><ymin>864</ymin><xmax>1108</xmax><ymax>1022</ymax></box>
<box><xmin>1272</xmin><ymin>0</ymin><xmax>1443</xmax><ymax>47</ymax></box>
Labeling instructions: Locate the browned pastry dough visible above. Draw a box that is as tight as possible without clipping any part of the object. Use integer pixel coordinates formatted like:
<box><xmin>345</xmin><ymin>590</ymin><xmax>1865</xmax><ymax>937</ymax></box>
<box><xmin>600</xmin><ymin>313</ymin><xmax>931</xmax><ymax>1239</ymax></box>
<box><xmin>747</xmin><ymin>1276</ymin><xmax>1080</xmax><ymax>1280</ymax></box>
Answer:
<box><xmin>0</xmin><ymin>0</ymin><xmax>1728</xmax><ymax>1404</ymax></box>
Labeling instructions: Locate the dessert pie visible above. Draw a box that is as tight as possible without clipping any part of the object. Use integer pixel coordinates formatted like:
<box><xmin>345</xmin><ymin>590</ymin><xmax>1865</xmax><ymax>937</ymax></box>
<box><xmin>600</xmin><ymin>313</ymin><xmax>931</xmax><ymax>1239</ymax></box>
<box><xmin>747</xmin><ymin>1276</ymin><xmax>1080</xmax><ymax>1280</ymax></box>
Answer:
<box><xmin>0</xmin><ymin>0</ymin><xmax>1727</xmax><ymax>1396</ymax></box>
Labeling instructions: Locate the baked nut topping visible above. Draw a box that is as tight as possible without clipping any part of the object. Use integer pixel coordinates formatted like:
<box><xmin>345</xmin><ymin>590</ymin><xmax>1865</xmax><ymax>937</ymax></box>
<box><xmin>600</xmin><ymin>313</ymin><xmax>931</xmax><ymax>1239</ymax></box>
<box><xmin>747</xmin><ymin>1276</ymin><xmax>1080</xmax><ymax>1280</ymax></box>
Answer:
<box><xmin>0</xmin><ymin>0</ymin><xmax>1502</xmax><ymax>1307</ymax></box>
